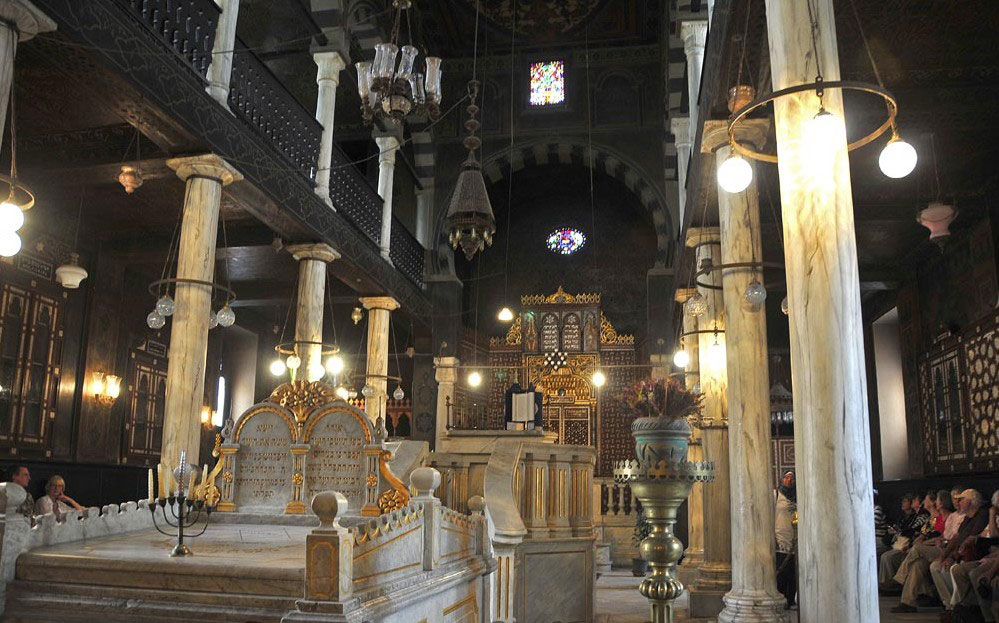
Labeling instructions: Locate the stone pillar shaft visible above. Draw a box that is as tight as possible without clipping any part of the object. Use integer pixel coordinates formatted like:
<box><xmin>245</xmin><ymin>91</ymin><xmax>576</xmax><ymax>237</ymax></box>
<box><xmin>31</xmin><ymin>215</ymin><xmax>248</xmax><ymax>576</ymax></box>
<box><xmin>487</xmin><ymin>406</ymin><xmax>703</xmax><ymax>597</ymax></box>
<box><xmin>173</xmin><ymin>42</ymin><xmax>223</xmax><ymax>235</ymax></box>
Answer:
<box><xmin>434</xmin><ymin>356</ymin><xmax>458</xmax><ymax>449</ymax></box>
<box><xmin>360</xmin><ymin>296</ymin><xmax>400</xmax><ymax>425</ymax></box>
<box><xmin>687</xmin><ymin>228</ymin><xmax>731</xmax><ymax>618</ymax></box>
<box><xmin>671</xmin><ymin>117</ymin><xmax>692</xmax><ymax>232</ymax></box>
<box><xmin>206</xmin><ymin>0</ymin><xmax>240</xmax><ymax>106</ymax></box>
<box><xmin>710</xmin><ymin>123</ymin><xmax>786</xmax><ymax>621</ymax></box>
<box><xmin>313</xmin><ymin>51</ymin><xmax>346</xmax><ymax>203</ymax></box>
<box><xmin>680</xmin><ymin>21</ymin><xmax>708</xmax><ymax>150</ymax></box>
<box><xmin>162</xmin><ymin>155</ymin><xmax>242</xmax><ymax>466</ymax></box>
<box><xmin>765</xmin><ymin>0</ymin><xmax>878</xmax><ymax>619</ymax></box>
<box><xmin>287</xmin><ymin>244</ymin><xmax>339</xmax><ymax>378</ymax></box>
<box><xmin>675</xmin><ymin>288</ymin><xmax>703</xmax><ymax>568</ymax></box>
<box><xmin>375</xmin><ymin>136</ymin><xmax>400</xmax><ymax>261</ymax></box>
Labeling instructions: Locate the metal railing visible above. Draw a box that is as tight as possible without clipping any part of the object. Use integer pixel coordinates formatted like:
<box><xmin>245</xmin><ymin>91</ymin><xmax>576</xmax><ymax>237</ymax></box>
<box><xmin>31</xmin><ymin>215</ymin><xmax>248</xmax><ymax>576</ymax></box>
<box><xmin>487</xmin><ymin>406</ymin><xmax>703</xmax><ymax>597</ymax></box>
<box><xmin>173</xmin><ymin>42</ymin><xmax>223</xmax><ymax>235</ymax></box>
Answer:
<box><xmin>120</xmin><ymin>0</ymin><xmax>220</xmax><ymax>78</ymax></box>
<box><xmin>328</xmin><ymin>144</ymin><xmax>383</xmax><ymax>246</ymax></box>
<box><xmin>390</xmin><ymin>216</ymin><xmax>425</xmax><ymax>288</ymax></box>
<box><xmin>228</xmin><ymin>37</ymin><xmax>322</xmax><ymax>181</ymax></box>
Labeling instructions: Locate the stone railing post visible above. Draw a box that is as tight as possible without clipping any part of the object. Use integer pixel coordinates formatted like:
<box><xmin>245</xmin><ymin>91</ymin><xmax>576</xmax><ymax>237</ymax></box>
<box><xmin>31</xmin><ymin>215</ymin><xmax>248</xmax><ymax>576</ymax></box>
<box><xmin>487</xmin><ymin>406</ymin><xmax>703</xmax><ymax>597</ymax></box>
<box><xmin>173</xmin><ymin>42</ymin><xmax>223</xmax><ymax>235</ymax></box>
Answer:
<box><xmin>546</xmin><ymin>452</ymin><xmax>572</xmax><ymax>537</ymax></box>
<box><xmin>520</xmin><ymin>451</ymin><xmax>548</xmax><ymax>536</ymax></box>
<box><xmin>569</xmin><ymin>453</ymin><xmax>595</xmax><ymax>537</ymax></box>
<box><xmin>411</xmin><ymin>466</ymin><xmax>441</xmax><ymax>571</ymax></box>
<box><xmin>303</xmin><ymin>491</ymin><xmax>352</xmax><ymax>603</ymax></box>
<box><xmin>434</xmin><ymin>356</ymin><xmax>459</xmax><ymax>449</ymax></box>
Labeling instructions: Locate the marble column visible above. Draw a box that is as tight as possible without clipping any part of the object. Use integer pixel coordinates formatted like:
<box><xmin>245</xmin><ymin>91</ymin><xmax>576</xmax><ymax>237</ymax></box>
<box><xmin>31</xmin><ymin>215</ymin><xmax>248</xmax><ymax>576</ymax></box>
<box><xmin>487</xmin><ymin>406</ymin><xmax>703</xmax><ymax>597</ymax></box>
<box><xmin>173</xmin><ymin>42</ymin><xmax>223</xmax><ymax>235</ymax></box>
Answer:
<box><xmin>162</xmin><ymin>155</ymin><xmax>242</xmax><ymax>466</ymax></box>
<box><xmin>360</xmin><ymin>296</ymin><xmax>400</xmax><ymax>425</ymax></box>
<box><xmin>674</xmin><ymin>287</ymin><xmax>703</xmax><ymax>570</ymax></box>
<box><xmin>205</xmin><ymin>0</ymin><xmax>240</xmax><ymax>107</ymax></box>
<box><xmin>649</xmin><ymin>353</ymin><xmax>669</xmax><ymax>380</ymax></box>
<box><xmin>686</xmin><ymin>227</ymin><xmax>731</xmax><ymax>619</ymax></box>
<box><xmin>312</xmin><ymin>51</ymin><xmax>346</xmax><ymax>204</ymax></box>
<box><xmin>764</xmin><ymin>1</ymin><xmax>879</xmax><ymax>619</ymax></box>
<box><xmin>680</xmin><ymin>20</ymin><xmax>708</xmax><ymax>150</ymax></box>
<box><xmin>286</xmin><ymin>243</ymin><xmax>339</xmax><ymax>380</ymax></box>
<box><xmin>704</xmin><ymin>120</ymin><xmax>786</xmax><ymax>622</ymax></box>
<box><xmin>374</xmin><ymin>135</ymin><xmax>400</xmax><ymax>261</ymax></box>
<box><xmin>0</xmin><ymin>1</ymin><xmax>54</xmax><ymax>137</ymax></box>
<box><xmin>671</xmin><ymin>116</ymin><xmax>692</xmax><ymax>234</ymax></box>
<box><xmin>434</xmin><ymin>356</ymin><xmax>458</xmax><ymax>449</ymax></box>
<box><xmin>415</xmin><ymin>185</ymin><xmax>434</xmax><ymax>249</ymax></box>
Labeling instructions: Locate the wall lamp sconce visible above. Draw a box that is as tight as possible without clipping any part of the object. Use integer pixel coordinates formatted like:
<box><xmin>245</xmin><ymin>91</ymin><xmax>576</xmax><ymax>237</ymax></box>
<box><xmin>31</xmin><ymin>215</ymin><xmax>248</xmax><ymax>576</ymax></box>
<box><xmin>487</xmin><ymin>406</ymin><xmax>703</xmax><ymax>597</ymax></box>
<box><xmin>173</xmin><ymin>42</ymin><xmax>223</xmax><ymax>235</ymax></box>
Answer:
<box><xmin>92</xmin><ymin>372</ymin><xmax>121</xmax><ymax>407</ymax></box>
<box><xmin>200</xmin><ymin>405</ymin><xmax>222</xmax><ymax>428</ymax></box>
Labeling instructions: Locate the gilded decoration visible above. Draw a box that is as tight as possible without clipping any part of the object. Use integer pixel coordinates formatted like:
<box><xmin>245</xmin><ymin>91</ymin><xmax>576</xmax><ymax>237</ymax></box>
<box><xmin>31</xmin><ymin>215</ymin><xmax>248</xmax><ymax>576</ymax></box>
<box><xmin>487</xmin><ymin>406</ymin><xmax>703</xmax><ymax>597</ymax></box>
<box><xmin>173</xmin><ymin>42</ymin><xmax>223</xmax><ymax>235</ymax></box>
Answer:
<box><xmin>366</xmin><ymin>474</ymin><xmax>378</xmax><ymax>487</ymax></box>
<box><xmin>269</xmin><ymin>380</ymin><xmax>338</xmax><ymax>422</ymax></box>
<box><xmin>491</xmin><ymin>314</ymin><xmax>522</xmax><ymax>347</ymax></box>
<box><xmin>292</xmin><ymin>472</ymin><xmax>304</xmax><ymax>486</ymax></box>
<box><xmin>600</xmin><ymin>312</ymin><xmax>634</xmax><ymax>345</ymax></box>
<box><xmin>377</xmin><ymin>489</ymin><xmax>408</xmax><ymax>513</ymax></box>
<box><xmin>378</xmin><ymin>450</ymin><xmax>411</xmax><ymax>513</ymax></box>
<box><xmin>222</xmin><ymin>471</ymin><xmax>233</xmax><ymax>483</ymax></box>
<box><xmin>521</xmin><ymin>285</ymin><xmax>600</xmax><ymax>306</ymax></box>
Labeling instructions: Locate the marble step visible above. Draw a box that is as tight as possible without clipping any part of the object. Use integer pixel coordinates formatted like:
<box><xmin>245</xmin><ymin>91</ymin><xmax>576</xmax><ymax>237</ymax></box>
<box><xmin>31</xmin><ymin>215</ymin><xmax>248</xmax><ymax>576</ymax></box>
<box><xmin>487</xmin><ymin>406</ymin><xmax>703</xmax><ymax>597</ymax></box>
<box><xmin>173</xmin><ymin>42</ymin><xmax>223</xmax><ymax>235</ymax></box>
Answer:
<box><xmin>5</xmin><ymin>579</ymin><xmax>298</xmax><ymax>623</ymax></box>
<box><xmin>15</xmin><ymin>549</ymin><xmax>304</xmax><ymax>597</ymax></box>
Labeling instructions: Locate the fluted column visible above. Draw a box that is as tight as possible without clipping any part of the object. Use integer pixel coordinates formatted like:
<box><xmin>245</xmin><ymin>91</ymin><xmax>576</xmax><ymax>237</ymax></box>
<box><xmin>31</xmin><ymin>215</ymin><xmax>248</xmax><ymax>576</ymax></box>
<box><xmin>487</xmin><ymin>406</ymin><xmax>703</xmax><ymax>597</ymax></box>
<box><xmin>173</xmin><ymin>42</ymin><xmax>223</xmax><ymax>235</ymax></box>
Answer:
<box><xmin>765</xmin><ymin>1</ymin><xmax>879</xmax><ymax>619</ymax></box>
<box><xmin>680</xmin><ymin>20</ymin><xmax>708</xmax><ymax>150</ymax></box>
<box><xmin>687</xmin><ymin>227</ymin><xmax>731</xmax><ymax>619</ymax></box>
<box><xmin>206</xmin><ymin>0</ymin><xmax>240</xmax><ymax>107</ymax></box>
<box><xmin>0</xmin><ymin>1</ymin><xmax>54</xmax><ymax>136</ymax></box>
<box><xmin>313</xmin><ymin>51</ymin><xmax>346</xmax><ymax>203</ymax></box>
<box><xmin>375</xmin><ymin>135</ymin><xmax>400</xmax><ymax>261</ymax></box>
<box><xmin>671</xmin><ymin>116</ymin><xmax>692</xmax><ymax>232</ymax></box>
<box><xmin>287</xmin><ymin>243</ymin><xmax>339</xmax><ymax>380</ymax></box>
<box><xmin>675</xmin><ymin>287</ymin><xmax>703</xmax><ymax>569</ymax></box>
<box><xmin>162</xmin><ymin>155</ymin><xmax>242</xmax><ymax>466</ymax></box>
<box><xmin>705</xmin><ymin>120</ymin><xmax>786</xmax><ymax>622</ymax></box>
<box><xmin>359</xmin><ymin>296</ymin><xmax>400</xmax><ymax>425</ymax></box>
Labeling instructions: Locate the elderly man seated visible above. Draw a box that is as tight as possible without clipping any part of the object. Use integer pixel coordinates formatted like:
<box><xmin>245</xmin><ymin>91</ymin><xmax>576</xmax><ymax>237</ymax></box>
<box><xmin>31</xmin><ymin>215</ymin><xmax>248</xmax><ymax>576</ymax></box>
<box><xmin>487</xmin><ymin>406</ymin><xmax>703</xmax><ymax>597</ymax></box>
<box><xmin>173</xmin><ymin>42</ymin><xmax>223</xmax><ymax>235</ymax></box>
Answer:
<box><xmin>892</xmin><ymin>489</ymin><xmax>991</xmax><ymax>613</ymax></box>
<box><xmin>948</xmin><ymin>490</ymin><xmax>999</xmax><ymax>622</ymax></box>
<box><xmin>890</xmin><ymin>490</ymin><xmax>962</xmax><ymax>594</ymax></box>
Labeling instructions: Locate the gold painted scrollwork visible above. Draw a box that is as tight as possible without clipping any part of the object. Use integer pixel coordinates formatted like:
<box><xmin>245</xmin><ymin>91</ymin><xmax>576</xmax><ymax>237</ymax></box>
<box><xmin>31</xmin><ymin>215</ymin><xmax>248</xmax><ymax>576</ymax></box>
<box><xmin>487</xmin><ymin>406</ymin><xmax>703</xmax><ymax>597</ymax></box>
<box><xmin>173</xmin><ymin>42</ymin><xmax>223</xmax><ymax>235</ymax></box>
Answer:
<box><xmin>377</xmin><ymin>450</ymin><xmax>410</xmax><ymax>514</ymax></box>
<box><xmin>377</xmin><ymin>489</ymin><xmax>408</xmax><ymax>513</ymax></box>
<box><xmin>269</xmin><ymin>380</ymin><xmax>338</xmax><ymax>422</ymax></box>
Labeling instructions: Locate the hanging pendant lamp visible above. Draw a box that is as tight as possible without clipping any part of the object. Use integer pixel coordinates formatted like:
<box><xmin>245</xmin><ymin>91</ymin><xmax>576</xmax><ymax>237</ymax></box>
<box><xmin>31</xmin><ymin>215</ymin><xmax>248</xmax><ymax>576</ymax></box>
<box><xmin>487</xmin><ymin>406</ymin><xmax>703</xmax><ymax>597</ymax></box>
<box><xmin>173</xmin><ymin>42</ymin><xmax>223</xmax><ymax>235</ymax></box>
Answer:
<box><xmin>445</xmin><ymin>80</ymin><xmax>495</xmax><ymax>260</ymax></box>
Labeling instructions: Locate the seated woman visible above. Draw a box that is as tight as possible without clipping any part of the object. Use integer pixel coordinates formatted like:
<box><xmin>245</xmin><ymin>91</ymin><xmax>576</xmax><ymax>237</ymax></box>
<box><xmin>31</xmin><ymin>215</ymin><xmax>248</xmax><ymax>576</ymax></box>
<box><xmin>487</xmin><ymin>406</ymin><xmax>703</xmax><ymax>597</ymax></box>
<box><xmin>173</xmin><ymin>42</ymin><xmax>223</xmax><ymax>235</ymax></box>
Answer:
<box><xmin>34</xmin><ymin>475</ymin><xmax>84</xmax><ymax>518</ymax></box>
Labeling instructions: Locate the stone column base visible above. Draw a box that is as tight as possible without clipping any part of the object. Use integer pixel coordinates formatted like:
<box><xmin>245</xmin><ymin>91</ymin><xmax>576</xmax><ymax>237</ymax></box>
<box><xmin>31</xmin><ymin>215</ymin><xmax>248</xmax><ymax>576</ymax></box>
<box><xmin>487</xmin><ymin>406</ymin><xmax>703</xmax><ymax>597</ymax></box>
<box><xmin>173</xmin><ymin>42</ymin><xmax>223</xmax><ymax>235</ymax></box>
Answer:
<box><xmin>718</xmin><ymin>590</ymin><xmax>788</xmax><ymax>623</ymax></box>
<box><xmin>689</xmin><ymin>587</ymin><xmax>727</xmax><ymax>619</ymax></box>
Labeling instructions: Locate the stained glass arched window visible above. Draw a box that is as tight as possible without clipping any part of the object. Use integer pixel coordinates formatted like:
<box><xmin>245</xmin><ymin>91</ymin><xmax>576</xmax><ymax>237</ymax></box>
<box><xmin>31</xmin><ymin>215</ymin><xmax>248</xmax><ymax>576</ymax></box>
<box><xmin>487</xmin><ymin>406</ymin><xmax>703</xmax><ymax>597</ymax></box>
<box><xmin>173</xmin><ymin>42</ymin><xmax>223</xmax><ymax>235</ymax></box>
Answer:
<box><xmin>530</xmin><ymin>60</ymin><xmax>565</xmax><ymax>106</ymax></box>
<box><xmin>546</xmin><ymin>228</ymin><xmax>586</xmax><ymax>255</ymax></box>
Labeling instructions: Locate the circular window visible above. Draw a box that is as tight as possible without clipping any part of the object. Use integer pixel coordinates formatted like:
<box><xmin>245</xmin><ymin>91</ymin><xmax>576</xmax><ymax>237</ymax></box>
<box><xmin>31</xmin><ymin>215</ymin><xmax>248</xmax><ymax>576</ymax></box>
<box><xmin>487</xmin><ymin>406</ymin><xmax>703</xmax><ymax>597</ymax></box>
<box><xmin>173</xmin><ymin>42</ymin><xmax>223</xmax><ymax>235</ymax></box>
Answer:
<box><xmin>546</xmin><ymin>228</ymin><xmax>586</xmax><ymax>255</ymax></box>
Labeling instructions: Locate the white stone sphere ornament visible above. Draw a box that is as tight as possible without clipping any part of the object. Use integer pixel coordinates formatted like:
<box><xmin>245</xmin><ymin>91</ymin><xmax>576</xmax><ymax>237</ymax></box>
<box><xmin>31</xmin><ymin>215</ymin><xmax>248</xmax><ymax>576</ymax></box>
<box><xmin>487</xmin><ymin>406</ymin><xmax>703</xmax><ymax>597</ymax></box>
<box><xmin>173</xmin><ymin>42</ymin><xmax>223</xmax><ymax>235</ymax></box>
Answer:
<box><xmin>216</xmin><ymin>305</ymin><xmax>235</xmax><ymax>327</ymax></box>
<box><xmin>717</xmin><ymin>153</ymin><xmax>753</xmax><ymax>194</ymax></box>
<box><xmin>744</xmin><ymin>280</ymin><xmax>767</xmax><ymax>305</ymax></box>
<box><xmin>393</xmin><ymin>385</ymin><xmax>405</xmax><ymax>401</ymax></box>
<box><xmin>155</xmin><ymin>294</ymin><xmax>175</xmax><ymax>317</ymax></box>
<box><xmin>879</xmin><ymin>136</ymin><xmax>917</xmax><ymax>178</ymax></box>
<box><xmin>146</xmin><ymin>310</ymin><xmax>166</xmax><ymax>329</ymax></box>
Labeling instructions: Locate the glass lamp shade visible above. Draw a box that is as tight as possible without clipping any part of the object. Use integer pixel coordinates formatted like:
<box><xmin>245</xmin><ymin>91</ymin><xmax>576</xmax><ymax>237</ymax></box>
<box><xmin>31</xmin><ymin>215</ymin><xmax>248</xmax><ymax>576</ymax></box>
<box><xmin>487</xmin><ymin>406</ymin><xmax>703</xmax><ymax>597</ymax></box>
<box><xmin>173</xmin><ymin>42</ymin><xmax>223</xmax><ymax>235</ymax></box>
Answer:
<box><xmin>335</xmin><ymin>386</ymin><xmax>350</xmax><ymax>401</ymax></box>
<box><xmin>211</xmin><ymin>409</ymin><xmax>223</xmax><ymax>428</ymax></box>
<box><xmin>393</xmin><ymin>385</ymin><xmax>405</xmax><ymax>401</ymax></box>
<box><xmin>0</xmin><ymin>231</ymin><xmax>20</xmax><ymax>257</ymax></box>
<box><xmin>373</xmin><ymin>43</ymin><xmax>399</xmax><ymax>79</ymax></box>
<box><xmin>780</xmin><ymin>296</ymin><xmax>789</xmax><ymax>316</ymax></box>
<box><xmin>424</xmin><ymin>57</ymin><xmax>442</xmax><ymax>103</ymax></box>
<box><xmin>408</xmin><ymin>72</ymin><xmax>426</xmax><ymax>104</ymax></box>
<box><xmin>269</xmin><ymin>359</ymin><xmax>287</xmax><ymax>376</ymax></box>
<box><xmin>55</xmin><ymin>252</ymin><xmax>88</xmax><ymax>289</ymax></box>
<box><xmin>744</xmin><ymin>280</ymin><xmax>767</xmax><ymax>305</ymax></box>
<box><xmin>325</xmin><ymin>355</ymin><xmax>345</xmax><ymax>376</ymax></box>
<box><xmin>497</xmin><ymin>307</ymin><xmax>514</xmax><ymax>322</ymax></box>
<box><xmin>467</xmin><ymin>371</ymin><xmax>482</xmax><ymax>387</ymax></box>
<box><xmin>684</xmin><ymin>292</ymin><xmax>708</xmax><ymax>318</ymax></box>
<box><xmin>396</xmin><ymin>45</ymin><xmax>418</xmax><ymax>80</ymax></box>
<box><xmin>879</xmin><ymin>137</ymin><xmax>917</xmax><ymax>179</ymax></box>
<box><xmin>208</xmin><ymin>310</ymin><xmax>219</xmax><ymax>329</ymax></box>
<box><xmin>806</xmin><ymin>109</ymin><xmax>843</xmax><ymax>149</ymax></box>
<box><xmin>717</xmin><ymin>154</ymin><xmax>753</xmax><ymax>193</ymax></box>
<box><xmin>306</xmin><ymin>362</ymin><xmax>325</xmax><ymax>383</ymax></box>
<box><xmin>156</xmin><ymin>294</ymin><xmax>175</xmax><ymax>317</ymax></box>
<box><xmin>217</xmin><ymin>305</ymin><xmax>236</xmax><ymax>327</ymax></box>
<box><xmin>286</xmin><ymin>355</ymin><xmax>302</xmax><ymax>370</ymax></box>
<box><xmin>0</xmin><ymin>201</ymin><xmax>24</xmax><ymax>231</ymax></box>
<box><xmin>355</xmin><ymin>61</ymin><xmax>372</xmax><ymax>98</ymax></box>
<box><xmin>361</xmin><ymin>384</ymin><xmax>374</xmax><ymax>398</ymax></box>
<box><xmin>673</xmin><ymin>349</ymin><xmax>690</xmax><ymax>368</ymax></box>
<box><xmin>591</xmin><ymin>371</ymin><xmax>606</xmax><ymax>388</ymax></box>
<box><xmin>146</xmin><ymin>310</ymin><xmax>166</xmax><ymax>329</ymax></box>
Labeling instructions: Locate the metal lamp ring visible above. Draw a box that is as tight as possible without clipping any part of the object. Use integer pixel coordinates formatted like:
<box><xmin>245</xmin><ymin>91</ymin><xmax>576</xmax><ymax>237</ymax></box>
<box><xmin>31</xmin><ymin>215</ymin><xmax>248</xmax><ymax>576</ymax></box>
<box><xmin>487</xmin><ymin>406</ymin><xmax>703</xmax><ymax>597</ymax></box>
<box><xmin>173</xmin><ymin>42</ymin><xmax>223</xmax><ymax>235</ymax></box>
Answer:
<box><xmin>148</xmin><ymin>278</ymin><xmax>237</xmax><ymax>305</ymax></box>
<box><xmin>694</xmin><ymin>261</ymin><xmax>785</xmax><ymax>292</ymax></box>
<box><xmin>274</xmin><ymin>341</ymin><xmax>341</xmax><ymax>357</ymax></box>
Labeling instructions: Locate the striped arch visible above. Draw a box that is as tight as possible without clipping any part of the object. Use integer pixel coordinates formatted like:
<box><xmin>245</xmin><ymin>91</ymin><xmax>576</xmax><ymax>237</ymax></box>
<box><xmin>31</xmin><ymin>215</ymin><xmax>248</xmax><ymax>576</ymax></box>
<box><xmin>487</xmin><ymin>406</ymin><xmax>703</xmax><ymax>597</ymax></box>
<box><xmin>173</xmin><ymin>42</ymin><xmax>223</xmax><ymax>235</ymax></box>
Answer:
<box><xmin>479</xmin><ymin>139</ymin><xmax>675</xmax><ymax>265</ymax></box>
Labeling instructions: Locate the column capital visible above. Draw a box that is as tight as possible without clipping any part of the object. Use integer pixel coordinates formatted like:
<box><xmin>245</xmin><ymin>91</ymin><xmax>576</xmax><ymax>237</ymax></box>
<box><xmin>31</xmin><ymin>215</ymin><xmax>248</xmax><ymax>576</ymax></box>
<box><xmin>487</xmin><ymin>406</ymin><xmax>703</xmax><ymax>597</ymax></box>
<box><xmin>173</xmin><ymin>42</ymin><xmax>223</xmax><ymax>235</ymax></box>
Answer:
<box><xmin>680</xmin><ymin>20</ymin><xmax>708</xmax><ymax>52</ymax></box>
<box><xmin>700</xmin><ymin>118</ymin><xmax>769</xmax><ymax>154</ymax></box>
<box><xmin>167</xmin><ymin>154</ymin><xmax>243</xmax><ymax>186</ymax></box>
<box><xmin>374</xmin><ymin>135</ymin><xmax>400</xmax><ymax>164</ymax></box>
<box><xmin>670</xmin><ymin>116</ymin><xmax>691</xmax><ymax>148</ymax></box>
<box><xmin>359</xmin><ymin>296</ymin><xmax>400</xmax><ymax>312</ymax></box>
<box><xmin>434</xmin><ymin>356</ymin><xmax>459</xmax><ymax>383</ymax></box>
<box><xmin>685</xmin><ymin>226</ymin><xmax>721</xmax><ymax>248</ymax></box>
<box><xmin>0</xmin><ymin>0</ymin><xmax>55</xmax><ymax>40</ymax></box>
<box><xmin>313</xmin><ymin>50</ymin><xmax>347</xmax><ymax>83</ymax></box>
<box><xmin>675</xmin><ymin>287</ymin><xmax>699</xmax><ymax>303</ymax></box>
<box><xmin>286</xmin><ymin>242</ymin><xmax>340</xmax><ymax>263</ymax></box>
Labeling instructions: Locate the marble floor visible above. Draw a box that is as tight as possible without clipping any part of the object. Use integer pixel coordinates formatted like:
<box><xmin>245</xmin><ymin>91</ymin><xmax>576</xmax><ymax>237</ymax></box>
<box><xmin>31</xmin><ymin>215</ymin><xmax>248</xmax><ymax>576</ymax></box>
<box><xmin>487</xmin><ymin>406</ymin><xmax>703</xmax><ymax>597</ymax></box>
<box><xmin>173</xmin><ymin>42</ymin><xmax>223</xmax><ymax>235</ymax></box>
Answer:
<box><xmin>594</xmin><ymin>570</ymin><xmax>943</xmax><ymax>622</ymax></box>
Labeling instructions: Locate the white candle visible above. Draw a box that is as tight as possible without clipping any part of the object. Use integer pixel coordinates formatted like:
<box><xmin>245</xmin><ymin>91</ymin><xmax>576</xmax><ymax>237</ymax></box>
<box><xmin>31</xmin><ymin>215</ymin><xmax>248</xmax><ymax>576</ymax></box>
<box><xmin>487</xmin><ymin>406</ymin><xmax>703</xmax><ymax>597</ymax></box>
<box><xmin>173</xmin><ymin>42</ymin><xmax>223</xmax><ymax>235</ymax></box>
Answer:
<box><xmin>147</xmin><ymin>468</ymin><xmax>154</xmax><ymax>503</ymax></box>
<box><xmin>157</xmin><ymin>463</ymin><xmax>166</xmax><ymax>499</ymax></box>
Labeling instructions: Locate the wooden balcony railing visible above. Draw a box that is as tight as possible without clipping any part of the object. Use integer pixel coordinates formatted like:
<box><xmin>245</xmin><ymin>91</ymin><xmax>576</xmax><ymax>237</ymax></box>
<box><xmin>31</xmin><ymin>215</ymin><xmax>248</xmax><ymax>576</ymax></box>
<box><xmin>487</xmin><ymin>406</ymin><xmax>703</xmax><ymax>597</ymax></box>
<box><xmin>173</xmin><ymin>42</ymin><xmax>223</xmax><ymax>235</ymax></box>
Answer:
<box><xmin>119</xmin><ymin>0</ymin><xmax>221</xmax><ymax>78</ymax></box>
<box><xmin>228</xmin><ymin>37</ymin><xmax>322</xmax><ymax>181</ymax></box>
<box><xmin>390</xmin><ymin>216</ymin><xmax>425</xmax><ymax>288</ymax></box>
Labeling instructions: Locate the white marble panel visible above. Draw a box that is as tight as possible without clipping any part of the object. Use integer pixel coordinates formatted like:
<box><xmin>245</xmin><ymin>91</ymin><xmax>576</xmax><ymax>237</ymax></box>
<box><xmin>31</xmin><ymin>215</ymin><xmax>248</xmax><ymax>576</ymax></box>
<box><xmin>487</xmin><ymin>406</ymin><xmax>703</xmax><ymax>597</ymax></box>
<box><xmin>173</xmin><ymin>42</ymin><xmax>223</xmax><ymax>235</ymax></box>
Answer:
<box><xmin>234</xmin><ymin>411</ymin><xmax>294</xmax><ymax>512</ymax></box>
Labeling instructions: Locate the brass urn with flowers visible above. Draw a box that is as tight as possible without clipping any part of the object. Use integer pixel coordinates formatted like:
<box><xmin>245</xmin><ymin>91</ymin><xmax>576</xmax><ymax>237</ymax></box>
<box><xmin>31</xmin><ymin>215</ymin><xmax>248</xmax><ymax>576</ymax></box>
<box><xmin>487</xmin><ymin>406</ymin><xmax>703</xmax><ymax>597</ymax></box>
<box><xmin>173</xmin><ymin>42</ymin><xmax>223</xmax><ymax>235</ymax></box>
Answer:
<box><xmin>615</xmin><ymin>378</ymin><xmax>713</xmax><ymax>623</ymax></box>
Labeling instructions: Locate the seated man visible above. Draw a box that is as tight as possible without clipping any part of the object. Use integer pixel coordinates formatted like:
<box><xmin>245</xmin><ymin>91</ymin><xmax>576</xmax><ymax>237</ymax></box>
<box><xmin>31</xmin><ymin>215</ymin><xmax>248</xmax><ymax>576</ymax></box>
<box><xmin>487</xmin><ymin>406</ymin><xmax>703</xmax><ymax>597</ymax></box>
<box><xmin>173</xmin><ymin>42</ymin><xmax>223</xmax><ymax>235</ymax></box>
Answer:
<box><xmin>33</xmin><ymin>475</ymin><xmax>84</xmax><ymax>519</ymax></box>
<box><xmin>891</xmin><ymin>489</ymin><xmax>962</xmax><ymax>590</ymax></box>
<box><xmin>7</xmin><ymin>465</ymin><xmax>33</xmax><ymax>520</ymax></box>
<box><xmin>949</xmin><ymin>490</ymin><xmax>999</xmax><ymax>621</ymax></box>
<box><xmin>880</xmin><ymin>493</ymin><xmax>920</xmax><ymax>590</ymax></box>
<box><xmin>893</xmin><ymin>489</ymin><xmax>990</xmax><ymax>613</ymax></box>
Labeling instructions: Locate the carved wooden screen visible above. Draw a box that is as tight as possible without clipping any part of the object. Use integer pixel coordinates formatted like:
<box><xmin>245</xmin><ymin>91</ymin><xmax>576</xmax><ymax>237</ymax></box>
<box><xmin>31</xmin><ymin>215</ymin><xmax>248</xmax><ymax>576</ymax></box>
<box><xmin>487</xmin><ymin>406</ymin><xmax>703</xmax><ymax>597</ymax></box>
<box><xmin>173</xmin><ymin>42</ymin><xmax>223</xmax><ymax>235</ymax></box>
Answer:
<box><xmin>961</xmin><ymin>316</ymin><xmax>998</xmax><ymax>469</ymax></box>
<box><xmin>919</xmin><ymin>349</ymin><xmax>968</xmax><ymax>466</ymax></box>
<box><xmin>0</xmin><ymin>283</ymin><xmax>62</xmax><ymax>451</ymax></box>
<box><xmin>123</xmin><ymin>348</ymin><xmax>167</xmax><ymax>463</ymax></box>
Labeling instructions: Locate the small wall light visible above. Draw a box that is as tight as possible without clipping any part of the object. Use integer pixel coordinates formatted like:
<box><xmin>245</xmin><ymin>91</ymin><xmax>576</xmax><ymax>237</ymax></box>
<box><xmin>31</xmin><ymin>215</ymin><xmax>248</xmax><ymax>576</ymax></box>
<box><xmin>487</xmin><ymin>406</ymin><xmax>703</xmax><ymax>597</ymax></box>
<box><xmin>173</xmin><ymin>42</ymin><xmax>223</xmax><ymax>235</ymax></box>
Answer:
<box><xmin>92</xmin><ymin>372</ymin><xmax>121</xmax><ymax>407</ymax></box>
